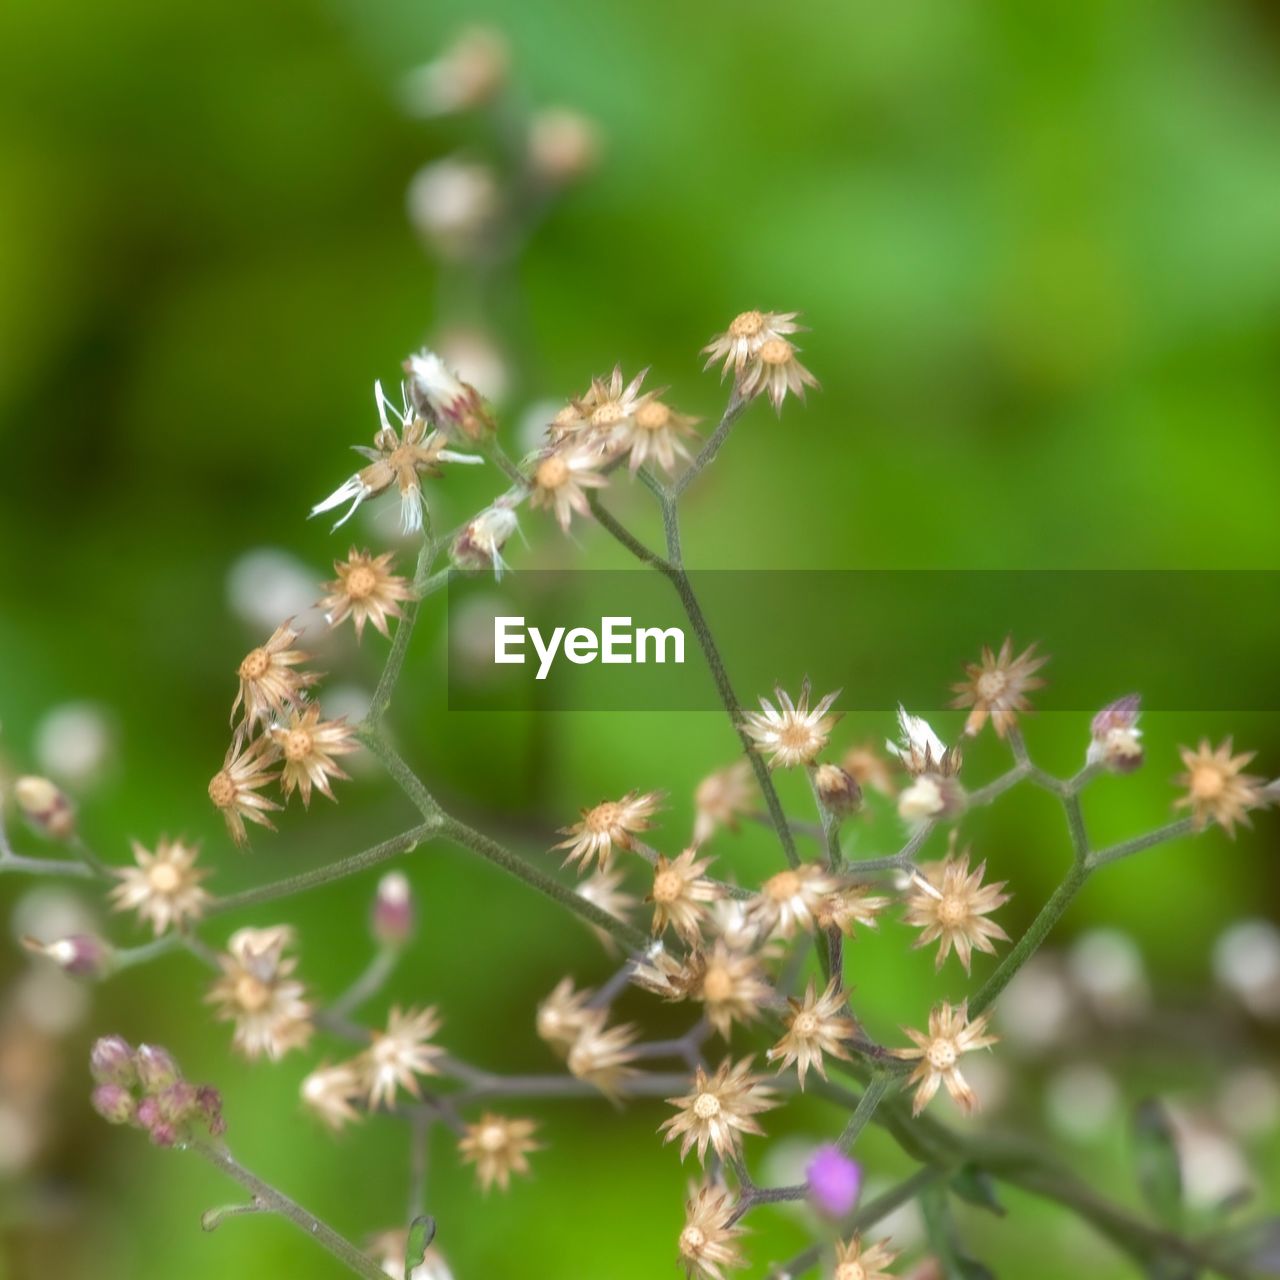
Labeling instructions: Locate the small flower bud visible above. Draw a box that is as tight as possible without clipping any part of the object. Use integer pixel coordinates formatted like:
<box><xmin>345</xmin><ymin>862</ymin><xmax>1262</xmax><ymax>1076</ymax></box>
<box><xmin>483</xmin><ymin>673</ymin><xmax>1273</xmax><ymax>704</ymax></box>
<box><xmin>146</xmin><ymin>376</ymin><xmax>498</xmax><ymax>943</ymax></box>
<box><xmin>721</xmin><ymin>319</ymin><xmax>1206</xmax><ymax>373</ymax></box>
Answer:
<box><xmin>1087</xmin><ymin>694</ymin><xmax>1144</xmax><ymax>774</ymax></box>
<box><xmin>156</xmin><ymin>1081</ymin><xmax>199</xmax><ymax>1124</ymax></box>
<box><xmin>90</xmin><ymin>1035</ymin><xmax>137</xmax><ymax>1086</ymax></box>
<box><xmin>23</xmin><ymin>933</ymin><xmax>115</xmax><ymax>980</ymax></box>
<box><xmin>12</xmin><ymin>775</ymin><xmax>76</xmax><ymax>840</ymax></box>
<box><xmin>806</xmin><ymin>1145</ymin><xmax>862</xmax><ymax>1218</ymax></box>
<box><xmin>196</xmin><ymin>1085</ymin><xmax>227</xmax><ymax>1136</ymax></box>
<box><xmin>813</xmin><ymin>763</ymin><xmax>863</xmax><ymax>819</ymax></box>
<box><xmin>372</xmin><ymin>871</ymin><xmax>415</xmax><ymax>947</ymax></box>
<box><xmin>147</xmin><ymin>1122</ymin><xmax>178</xmax><ymax>1148</ymax></box>
<box><xmin>898</xmin><ymin>774</ymin><xmax>967</xmax><ymax>826</ymax></box>
<box><xmin>403</xmin><ymin>349</ymin><xmax>496</xmax><ymax>439</ymax></box>
<box><xmin>91</xmin><ymin>1083</ymin><xmax>137</xmax><ymax>1126</ymax></box>
<box><xmin>451</xmin><ymin>503</ymin><xmax>519</xmax><ymax>578</ymax></box>
<box><xmin>135</xmin><ymin>1043</ymin><xmax>181</xmax><ymax>1092</ymax></box>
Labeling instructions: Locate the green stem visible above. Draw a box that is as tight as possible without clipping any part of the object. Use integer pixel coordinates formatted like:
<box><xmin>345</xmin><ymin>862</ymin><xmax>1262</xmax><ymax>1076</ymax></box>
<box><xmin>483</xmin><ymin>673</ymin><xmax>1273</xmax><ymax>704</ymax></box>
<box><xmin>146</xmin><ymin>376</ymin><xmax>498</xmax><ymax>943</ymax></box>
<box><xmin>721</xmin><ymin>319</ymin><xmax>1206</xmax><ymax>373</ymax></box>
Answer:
<box><xmin>837</xmin><ymin>1073</ymin><xmax>892</xmax><ymax>1151</ymax></box>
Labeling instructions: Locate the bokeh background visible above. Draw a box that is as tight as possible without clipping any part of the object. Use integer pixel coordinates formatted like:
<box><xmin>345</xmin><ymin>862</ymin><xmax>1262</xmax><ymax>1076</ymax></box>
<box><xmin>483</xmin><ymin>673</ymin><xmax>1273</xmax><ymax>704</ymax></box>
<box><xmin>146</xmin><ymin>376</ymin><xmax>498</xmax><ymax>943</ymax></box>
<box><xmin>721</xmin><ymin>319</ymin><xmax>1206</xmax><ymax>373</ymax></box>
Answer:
<box><xmin>2</xmin><ymin>0</ymin><xmax>1279</xmax><ymax>1276</ymax></box>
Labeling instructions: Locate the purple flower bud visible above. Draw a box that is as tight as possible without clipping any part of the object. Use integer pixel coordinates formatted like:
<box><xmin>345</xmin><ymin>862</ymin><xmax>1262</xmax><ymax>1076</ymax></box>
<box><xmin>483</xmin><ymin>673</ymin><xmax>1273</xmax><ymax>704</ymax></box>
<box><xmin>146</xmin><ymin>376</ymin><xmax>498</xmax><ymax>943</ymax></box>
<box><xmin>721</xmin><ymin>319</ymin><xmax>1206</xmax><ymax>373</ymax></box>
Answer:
<box><xmin>24</xmin><ymin>933</ymin><xmax>114</xmax><ymax>980</ymax></box>
<box><xmin>156</xmin><ymin>1081</ymin><xmax>198</xmax><ymax>1124</ymax></box>
<box><xmin>371</xmin><ymin>871</ymin><xmax>415</xmax><ymax>947</ymax></box>
<box><xmin>1087</xmin><ymin>694</ymin><xmax>1144</xmax><ymax>774</ymax></box>
<box><xmin>91</xmin><ymin>1083</ymin><xmax>136</xmax><ymax>1126</ymax></box>
<box><xmin>12</xmin><ymin>775</ymin><xmax>76</xmax><ymax>840</ymax></box>
<box><xmin>90</xmin><ymin>1035</ymin><xmax>137</xmax><ymax>1086</ymax></box>
<box><xmin>196</xmin><ymin>1085</ymin><xmax>227</xmax><ymax>1136</ymax></box>
<box><xmin>147</xmin><ymin>1122</ymin><xmax>178</xmax><ymax>1148</ymax></box>
<box><xmin>806</xmin><ymin>1145</ymin><xmax>862</xmax><ymax>1219</ymax></box>
<box><xmin>135</xmin><ymin>1096</ymin><xmax>160</xmax><ymax>1129</ymax></box>
<box><xmin>135</xmin><ymin>1044</ymin><xmax>181</xmax><ymax>1092</ymax></box>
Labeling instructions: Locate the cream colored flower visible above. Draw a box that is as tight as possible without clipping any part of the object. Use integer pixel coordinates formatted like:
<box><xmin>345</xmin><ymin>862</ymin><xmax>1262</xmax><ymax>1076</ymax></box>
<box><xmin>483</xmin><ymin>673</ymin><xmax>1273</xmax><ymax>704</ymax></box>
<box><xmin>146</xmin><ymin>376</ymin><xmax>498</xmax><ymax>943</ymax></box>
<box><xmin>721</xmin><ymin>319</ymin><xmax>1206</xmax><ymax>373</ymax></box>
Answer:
<box><xmin>896</xmin><ymin>1000</ymin><xmax>998</xmax><ymax>1115</ymax></box>
<box><xmin>750</xmin><ymin>863</ymin><xmax>844</xmax><ymax>940</ymax></box>
<box><xmin>536</xmin><ymin>977</ymin><xmax>596</xmax><ymax>1055</ymax></box>
<box><xmin>691</xmin><ymin>941</ymin><xmax>773</xmax><ymax>1039</ymax></box>
<box><xmin>703</xmin><ymin>310</ymin><xmax>803</xmax><ymax>378</ymax></box>
<box><xmin>611</xmin><ymin>397</ymin><xmax>701</xmax><ymax>473</ymax></box>
<box><xmin>301</xmin><ymin>1061</ymin><xmax>363</xmax><ymax>1132</ymax></box>
<box><xmin>951</xmin><ymin>638</ymin><xmax>1048</xmax><ymax>739</ymax></box>
<box><xmin>207</xmin><ymin>926</ymin><xmax>312</xmax><ymax>1061</ymax></box>
<box><xmin>816</xmin><ymin>883</ymin><xmax>892</xmax><ymax>938</ymax></box>
<box><xmin>269</xmin><ymin>704</ymin><xmax>358</xmax><ymax>806</ymax></box>
<box><xmin>566</xmin><ymin>1009</ymin><xmax>640</xmax><ymax>1101</ymax></box>
<box><xmin>231</xmin><ymin>621</ymin><xmax>316</xmax><ymax>731</ymax></box>
<box><xmin>451</xmin><ymin>502</ymin><xmax>520</xmax><ymax>577</ymax></box>
<box><xmin>554</xmin><ymin>790</ymin><xmax>664</xmax><ymax>870</ymax></box>
<box><xmin>886</xmin><ymin>706</ymin><xmax>958</xmax><ymax>777</ymax></box>
<box><xmin>208</xmin><ymin>734</ymin><xmax>282</xmax><ymax>847</ymax></box>
<box><xmin>575</xmin><ymin>865</ymin><xmax>641</xmax><ymax>953</ymax></box>
<box><xmin>528</xmin><ymin>444</ymin><xmax>609</xmax><ymax>532</ymax></box>
<box><xmin>903</xmin><ymin>848</ymin><xmax>1010</xmax><ymax>973</ymax></box>
<box><xmin>742</xmin><ymin>684</ymin><xmax>840</xmax><ymax>769</ymax></box>
<box><xmin>767</xmin><ymin>978</ymin><xmax>857</xmax><ymax>1088</ymax></box>
<box><xmin>109</xmin><ymin>837</ymin><xmax>209</xmax><ymax>936</ymax></box>
<box><xmin>739</xmin><ymin>336</ymin><xmax>819</xmax><ymax>411</ymax></box>
<box><xmin>833</xmin><ymin>1235</ymin><xmax>899</xmax><ymax>1280</ymax></box>
<box><xmin>320</xmin><ymin>549</ymin><xmax>412</xmax><ymax>641</ymax></box>
<box><xmin>1175</xmin><ymin>738</ymin><xmax>1265</xmax><ymax>837</ymax></box>
<box><xmin>693</xmin><ymin>761</ymin><xmax>756</xmax><ymax>846</ymax></box>
<box><xmin>650</xmin><ymin>848</ymin><xmax>723</xmax><ymax>943</ymax></box>
<box><xmin>661</xmin><ymin>1057</ymin><xmax>778</xmax><ymax>1164</ymax></box>
<box><xmin>311</xmin><ymin>380</ymin><xmax>481</xmax><ymax>533</ymax></box>
<box><xmin>679</xmin><ymin>1180</ymin><xmax>747</xmax><ymax>1280</ymax></box>
<box><xmin>457</xmin><ymin>1113</ymin><xmax>540</xmax><ymax>1193</ymax></box>
<box><xmin>573</xmin><ymin>364</ymin><xmax>650</xmax><ymax>444</ymax></box>
<box><xmin>360</xmin><ymin>1006</ymin><xmax>444</xmax><ymax>1109</ymax></box>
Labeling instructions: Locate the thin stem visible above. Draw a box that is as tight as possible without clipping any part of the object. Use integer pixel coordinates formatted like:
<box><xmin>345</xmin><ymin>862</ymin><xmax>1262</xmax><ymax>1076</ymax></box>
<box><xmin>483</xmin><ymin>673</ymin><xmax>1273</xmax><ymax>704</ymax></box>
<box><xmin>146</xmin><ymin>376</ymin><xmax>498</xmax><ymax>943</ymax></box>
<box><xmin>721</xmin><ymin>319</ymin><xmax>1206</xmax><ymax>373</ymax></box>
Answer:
<box><xmin>368</xmin><ymin>538</ymin><xmax>437</xmax><ymax>723</ymax></box>
<box><xmin>672</xmin><ymin>391</ymin><xmax>747</xmax><ymax>498</ymax></box>
<box><xmin>1086</xmin><ymin>818</ymin><xmax>1196</xmax><ymax>870</ymax></box>
<box><xmin>837</xmin><ymin>1074</ymin><xmax>892</xmax><ymax>1152</ymax></box>
<box><xmin>187</xmin><ymin>1140</ymin><xmax>385</xmax><ymax>1280</ymax></box>
<box><xmin>0</xmin><ymin>852</ymin><xmax>96</xmax><ymax>879</ymax></box>
<box><xmin>330</xmin><ymin>946</ymin><xmax>402</xmax><ymax>1019</ymax></box>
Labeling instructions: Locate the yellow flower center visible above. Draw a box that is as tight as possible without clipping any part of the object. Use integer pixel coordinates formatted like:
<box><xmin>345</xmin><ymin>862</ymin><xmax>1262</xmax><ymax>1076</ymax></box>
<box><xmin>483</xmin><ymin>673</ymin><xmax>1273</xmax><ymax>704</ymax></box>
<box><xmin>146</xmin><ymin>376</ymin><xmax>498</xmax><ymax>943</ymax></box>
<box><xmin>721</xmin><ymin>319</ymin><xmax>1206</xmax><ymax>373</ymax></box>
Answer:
<box><xmin>590</xmin><ymin>402</ymin><xmax>625</xmax><ymax>428</ymax></box>
<box><xmin>586</xmin><ymin>801</ymin><xmax>622</xmax><ymax>833</ymax></box>
<box><xmin>693</xmin><ymin>1092</ymin><xmax>721</xmax><ymax>1120</ymax></box>
<box><xmin>679</xmin><ymin>1226</ymin><xmax>706</xmax><ymax>1256</ymax></box>
<box><xmin>635</xmin><ymin>401</ymin><xmax>670</xmax><ymax>430</ymax></box>
<box><xmin>148</xmin><ymin>862</ymin><xmax>183</xmax><ymax>895</ymax></box>
<box><xmin>535</xmin><ymin>455</ymin><xmax>569</xmax><ymax>489</ymax></box>
<box><xmin>937</xmin><ymin>896</ymin><xmax>968</xmax><ymax>927</ymax></box>
<box><xmin>702</xmin><ymin>964</ymin><xmax>734</xmax><ymax>1002</ymax></box>
<box><xmin>767</xmin><ymin>871</ymin><xmax>801</xmax><ymax>902</ymax></box>
<box><xmin>282</xmin><ymin>729</ymin><xmax>314</xmax><ymax>762</ymax></box>
<box><xmin>729</xmin><ymin>310</ymin><xmax>764</xmax><ymax>338</ymax></box>
<box><xmin>835</xmin><ymin>1262</ymin><xmax>867</xmax><ymax>1280</ymax></box>
<box><xmin>1192</xmin><ymin>765</ymin><xmax>1226</xmax><ymax>799</ymax></box>
<box><xmin>976</xmin><ymin>670</ymin><xmax>1007</xmax><ymax>700</ymax></box>
<box><xmin>208</xmin><ymin>771</ymin><xmax>236</xmax><ymax>807</ymax></box>
<box><xmin>652</xmin><ymin>869</ymin><xmax>683</xmax><ymax>903</ymax></box>
<box><xmin>778</xmin><ymin>722</ymin><xmax>818</xmax><ymax>756</ymax></box>
<box><xmin>793</xmin><ymin>1011</ymin><xmax>819</xmax><ymax>1037</ymax></box>
<box><xmin>345</xmin><ymin>565</ymin><xmax>378</xmax><ymax>599</ymax></box>
<box><xmin>926</xmin><ymin>1038</ymin><xmax>957</xmax><ymax>1071</ymax></box>
<box><xmin>477</xmin><ymin>1123</ymin><xmax>507</xmax><ymax>1152</ymax></box>
<box><xmin>239</xmin><ymin>648</ymin><xmax>270</xmax><ymax>681</ymax></box>
<box><xmin>759</xmin><ymin>337</ymin><xmax>792</xmax><ymax>366</ymax></box>
<box><xmin>235</xmin><ymin>973</ymin><xmax>273</xmax><ymax>1013</ymax></box>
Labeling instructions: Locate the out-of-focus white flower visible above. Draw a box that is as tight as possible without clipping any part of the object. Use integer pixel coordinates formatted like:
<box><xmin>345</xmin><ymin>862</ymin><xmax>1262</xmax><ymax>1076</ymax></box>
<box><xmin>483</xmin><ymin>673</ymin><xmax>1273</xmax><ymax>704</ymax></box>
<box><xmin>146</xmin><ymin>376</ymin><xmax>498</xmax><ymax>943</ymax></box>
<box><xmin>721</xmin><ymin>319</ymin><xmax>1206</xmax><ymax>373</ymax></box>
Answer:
<box><xmin>528</xmin><ymin>108</ymin><xmax>600</xmax><ymax>184</ymax></box>
<box><xmin>16</xmin><ymin>965</ymin><xmax>90</xmax><ymax>1036</ymax></box>
<box><xmin>1214</xmin><ymin>919</ymin><xmax>1280</xmax><ymax>1019</ymax></box>
<box><xmin>0</xmin><ymin>1105</ymin><xmax>40</xmax><ymax>1176</ymax></box>
<box><xmin>996</xmin><ymin>955</ymin><xmax>1076</xmax><ymax>1052</ymax></box>
<box><xmin>227</xmin><ymin>549</ymin><xmax>322</xmax><ymax>634</ymax></box>
<box><xmin>1218</xmin><ymin>1067</ymin><xmax>1280</xmax><ymax>1139</ymax></box>
<box><xmin>518</xmin><ymin>398</ymin><xmax>564</xmax><ymax>454</ymax></box>
<box><xmin>406</xmin><ymin>159</ymin><xmax>500</xmax><ymax>259</ymax></box>
<box><xmin>1168</xmin><ymin>1108</ymin><xmax>1252</xmax><ymax>1208</ymax></box>
<box><xmin>433</xmin><ymin>328</ymin><xmax>510</xmax><ymax>403</ymax></box>
<box><xmin>1067</xmin><ymin>929</ymin><xmax>1150</xmax><ymax>1021</ymax></box>
<box><xmin>1044</xmin><ymin>1064</ymin><xmax>1121</xmax><ymax>1142</ymax></box>
<box><xmin>10</xmin><ymin>887</ymin><xmax>97</xmax><ymax>950</ymax></box>
<box><xmin>399</xmin><ymin>26</ymin><xmax>509</xmax><ymax>117</ymax></box>
<box><xmin>35</xmin><ymin>704</ymin><xmax>113</xmax><ymax>787</ymax></box>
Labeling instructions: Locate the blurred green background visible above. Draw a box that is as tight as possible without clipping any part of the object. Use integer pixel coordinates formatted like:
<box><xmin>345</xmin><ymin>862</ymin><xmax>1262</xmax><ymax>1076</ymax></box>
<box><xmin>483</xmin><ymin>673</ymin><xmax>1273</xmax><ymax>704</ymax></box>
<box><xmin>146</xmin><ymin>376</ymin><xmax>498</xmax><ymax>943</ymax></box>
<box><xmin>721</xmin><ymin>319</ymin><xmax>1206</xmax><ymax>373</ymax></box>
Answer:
<box><xmin>2</xmin><ymin>0</ymin><xmax>1279</xmax><ymax>1276</ymax></box>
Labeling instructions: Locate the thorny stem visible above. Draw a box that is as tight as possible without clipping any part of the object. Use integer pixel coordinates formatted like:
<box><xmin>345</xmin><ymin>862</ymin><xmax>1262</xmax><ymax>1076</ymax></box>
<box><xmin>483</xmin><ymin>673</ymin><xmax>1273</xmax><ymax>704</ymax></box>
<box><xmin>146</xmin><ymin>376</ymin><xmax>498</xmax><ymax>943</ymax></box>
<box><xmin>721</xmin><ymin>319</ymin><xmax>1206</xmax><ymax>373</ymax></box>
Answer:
<box><xmin>186</xmin><ymin>1140</ymin><xmax>385</xmax><ymax>1280</ymax></box>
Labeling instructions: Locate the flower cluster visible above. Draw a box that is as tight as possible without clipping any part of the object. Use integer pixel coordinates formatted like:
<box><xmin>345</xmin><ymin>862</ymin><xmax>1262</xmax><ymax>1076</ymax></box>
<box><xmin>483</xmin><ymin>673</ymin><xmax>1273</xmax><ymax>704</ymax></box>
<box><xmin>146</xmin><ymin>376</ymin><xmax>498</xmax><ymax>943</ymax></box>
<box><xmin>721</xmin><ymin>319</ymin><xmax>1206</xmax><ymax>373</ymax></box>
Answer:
<box><xmin>89</xmin><ymin>1036</ymin><xmax>225</xmax><ymax>1147</ymax></box>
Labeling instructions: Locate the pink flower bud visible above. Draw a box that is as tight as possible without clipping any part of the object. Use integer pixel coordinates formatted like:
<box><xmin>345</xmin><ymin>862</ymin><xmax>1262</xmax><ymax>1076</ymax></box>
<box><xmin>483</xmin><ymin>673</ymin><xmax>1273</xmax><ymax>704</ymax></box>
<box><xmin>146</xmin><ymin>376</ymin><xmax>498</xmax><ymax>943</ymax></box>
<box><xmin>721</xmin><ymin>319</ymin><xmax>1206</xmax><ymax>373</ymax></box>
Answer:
<box><xmin>147</xmin><ymin>1122</ymin><xmax>178</xmax><ymax>1148</ymax></box>
<box><xmin>91</xmin><ymin>1083</ymin><xmax>136</xmax><ymax>1126</ymax></box>
<box><xmin>135</xmin><ymin>1044</ymin><xmax>181</xmax><ymax>1092</ymax></box>
<box><xmin>196</xmin><ymin>1085</ymin><xmax>226</xmax><ymax>1136</ymax></box>
<box><xmin>12</xmin><ymin>775</ymin><xmax>76</xmax><ymax>840</ymax></box>
<box><xmin>1087</xmin><ymin>694</ymin><xmax>1144</xmax><ymax>774</ymax></box>
<box><xmin>372</xmin><ymin>871</ymin><xmax>415</xmax><ymax>947</ymax></box>
<box><xmin>156</xmin><ymin>1081</ymin><xmax>199</xmax><ymax>1124</ymax></box>
<box><xmin>806</xmin><ymin>1145</ymin><xmax>862</xmax><ymax>1218</ymax></box>
<box><xmin>24</xmin><ymin>933</ymin><xmax>114</xmax><ymax>980</ymax></box>
<box><xmin>90</xmin><ymin>1035</ymin><xmax>137</xmax><ymax>1086</ymax></box>
<box><xmin>813</xmin><ymin>763</ymin><xmax>863</xmax><ymax>819</ymax></box>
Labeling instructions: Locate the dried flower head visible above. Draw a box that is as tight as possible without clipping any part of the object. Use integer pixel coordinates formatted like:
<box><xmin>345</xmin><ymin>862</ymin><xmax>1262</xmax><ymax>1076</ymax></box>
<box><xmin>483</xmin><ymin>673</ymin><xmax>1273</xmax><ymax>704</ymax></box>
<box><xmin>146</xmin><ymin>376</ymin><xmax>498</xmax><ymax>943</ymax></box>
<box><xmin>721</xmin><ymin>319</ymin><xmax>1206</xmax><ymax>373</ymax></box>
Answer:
<box><xmin>301</xmin><ymin>1061</ymin><xmax>363</xmax><ymax>1132</ymax></box>
<box><xmin>554</xmin><ymin>789</ymin><xmax>664</xmax><ymax>871</ymax></box>
<box><xmin>951</xmin><ymin>638</ymin><xmax>1048</xmax><ymax>739</ymax></box>
<box><xmin>208</xmin><ymin>734</ymin><xmax>282</xmax><ymax>847</ymax></box>
<box><xmin>661</xmin><ymin>1056</ymin><xmax>778</xmax><ymax>1164</ymax></box>
<box><xmin>207</xmin><ymin>926</ymin><xmax>312</xmax><ymax>1061</ymax></box>
<box><xmin>742</xmin><ymin>683</ymin><xmax>841</xmax><ymax>769</ymax></box>
<box><xmin>739</xmin><ymin>336</ymin><xmax>819</xmax><ymax>411</ymax></box>
<box><xmin>565</xmin><ymin>1009</ymin><xmax>641</xmax><ymax>1100</ymax></box>
<box><xmin>457</xmin><ymin>1113</ymin><xmax>540</xmax><ymax>1193</ymax></box>
<box><xmin>231</xmin><ymin>621</ymin><xmax>316</xmax><ymax>732</ymax></box>
<box><xmin>403</xmin><ymin>349</ymin><xmax>495</xmax><ymax>440</ymax></box>
<box><xmin>269</xmin><ymin>704</ymin><xmax>358</xmax><ymax>806</ymax></box>
<box><xmin>703</xmin><ymin>310</ymin><xmax>803</xmax><ymax>379</ymax></box>
<box><xmin>528</xmin><ymin>443</ymin><xmax>608</xmax><ymax>532</ymax></box>
<box><xmin>451</xmin><ymin>501</ymin><xmax>520</xmax><ymax>577</ymax></box>
<box><xmin>109</xmin><ymin>837</ymin><xmax>210</xmax><ymax>936</ymax></box>
<box><xmin>903</xmin><ymin>846</ymin><xmax>1010</xmax><ymax>973</ymax></box>
<box><xmin>679</xmin><ymin>1180</ymin><xmax>747</xmax><ymax>1280</ymax></box>
<box><xmin>896</xmin><ymin>1000</ymin><xmax>998</xmax><ymax>1115</ymax></box>
<box><xmin>886</xmin><ymin>707</ymin><xmax>959</xmax><ymax>777</ymax></box>
<box><xmin>833</xmin><ymin>1235</ymin><xmax>900</xmax><ymax>1280</ymax></box>
<box><xmin>360</xmin><ymin>1006</ymin><xmax>445</xmax><ymax>1109</ymax></box>
<box><xmin>1087</xmin><ymin>694</ymin><xmax>1144</xmax><ymax>774</ymax></box>
<box><xmin>1175</xmin><ymin>738</ymin><xmax>1265</xmax><ymax>837</ymax></box>
<box><xmin>816</xmin><ymin>882</ymin><xmax>892</xmax><ymax>938</ymax></box>
<box><xmin>319</xmin><ymin>549</ymin><xmax>412</xmax><ymax>641</ymax></box>
<box><xmin>311</xmin><ymin>381</ymin><xmax>482</xmax><ymax>533</ymax></box>
<box><xmin>573</xmin><ymin>364</ymin><xmax>649</xmax><ymax>444</ymax></box>
<box><xmin>690</xmin><ymin>941</ymin><xmax>774</xmax><ymax>1039</ymax></box>
<box><xmin>768</xmin><ymin>978</ymin><xmax>858</xmax><ymax>1088</ymax></box>
<box><xmin>611</xmin><ymin>397</ymin><xmax>701</xmax><ymax>473</ymax></box>
<box><xmin>536</xmin><ymin>977</ymin><xmax>596</xmax><ymax>1054</ymax></box>
<box><xmin>750</xmin><ymin>863</ymin><xmax>844</xmax><ymax>940</ymax></box>
<box><xmin>649</xmin><ymin>847</ymin><xmax>724</xmax><ymax>943</ymax></box>
<box><xmin>814</xmin><ymin>762</ymin><xmax>864</xmax><ymax>818</ymax></box>
<box><xmin>692</xmin><ymin>760</ymin><xmax>756</xmax><ymax>846</ymax></box>
<box><xmin>575</xmin><ymin>865</ymin><xmax>641</xmax><ymax>953</ymax></box>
